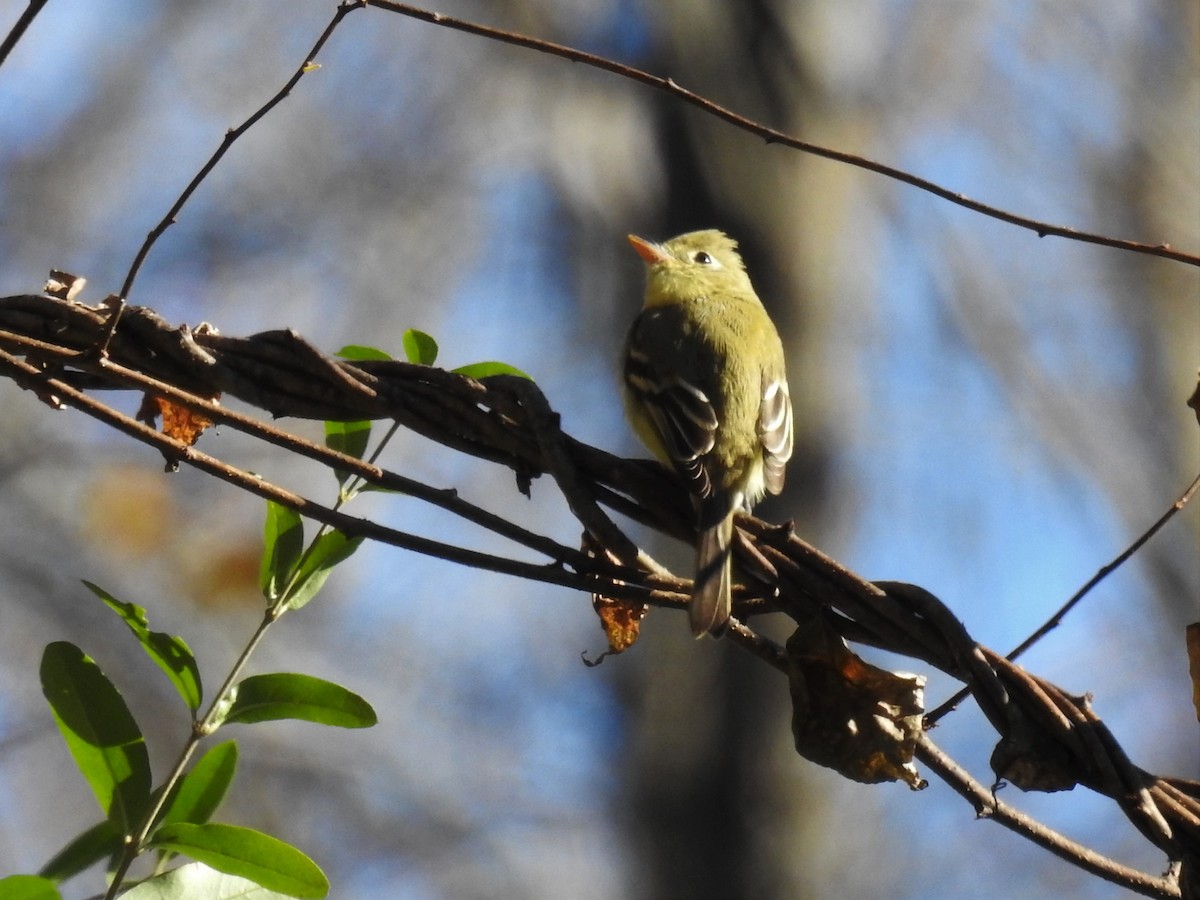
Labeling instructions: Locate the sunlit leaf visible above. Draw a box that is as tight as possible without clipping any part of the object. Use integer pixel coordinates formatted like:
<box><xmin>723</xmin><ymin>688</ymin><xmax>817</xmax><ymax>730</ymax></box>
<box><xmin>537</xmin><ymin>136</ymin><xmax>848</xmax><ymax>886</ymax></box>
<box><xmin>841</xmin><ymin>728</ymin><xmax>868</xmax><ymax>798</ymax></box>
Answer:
<box><xmin>119</xmin><ymin>861</ymin><xmax>299</xmax><ymax>899</ymax></box>
<box><xmin>148</xmin><ymin>823</ymin><xmax>328</xmax><ymax>898</ymax></box>
<box><xmin>224</xmin><ymin>673</ymin><xmax>376</xmax><ymax>728</ymax></box>
<box><xmin>334</xmin><ymin>344</ymin><xmax>393</xmax><ymax>362</ymax></box>
<box><xmin>83</xmin><ymin>581</ymin><xmax>202</xmax><ymax>712</ymax></box>
<box><xmin>259</xmin><ymin>502</ymin><xmax>304</xmax><ymax>602</ymax></box>
<box><xmin>0</xmin><ymin>874</ymin><xmax>62</xmax><ymax>899</ymax></box>
<box><xmin>324</xmin><ymin>419</ymin><xmax>371</xmax><ymax>461</ymax></box>
<box><xmin>159</xmin><ymin>740</ymin><xmax>239</xmax><ymax>829</ymax></box>
<box><xmin>401</xmin><ymin>329</ymin><xmax>438</xmax><ymax>365</ymax></box>
<box><xmin>279</xmin><ymin>529</ymin><xmax>363</xmax><ymax>612</ymax></box>
<box><xmin>452</xmin><ymin>360</ymin><xmax>531</xmax><ymax>380</ymax></box>
<box><xmin>324</xmin><ymin>419</ymin><xmax>372</xmax><ymax>489</ymax></box>
<box><xmin>40</xmin><ymin>642</ymin><xmax>152</xmax><ymax>829</ymax></box>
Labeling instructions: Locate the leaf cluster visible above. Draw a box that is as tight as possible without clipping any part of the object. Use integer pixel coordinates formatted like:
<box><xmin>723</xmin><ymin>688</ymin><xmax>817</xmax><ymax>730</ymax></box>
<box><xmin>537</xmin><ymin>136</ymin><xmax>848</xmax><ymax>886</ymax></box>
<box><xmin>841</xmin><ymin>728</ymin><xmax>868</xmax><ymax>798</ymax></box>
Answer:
<box><xmin>0</xmin><ymin>333</ymin><xmax>508</xmax><ymax>899</ymax></box>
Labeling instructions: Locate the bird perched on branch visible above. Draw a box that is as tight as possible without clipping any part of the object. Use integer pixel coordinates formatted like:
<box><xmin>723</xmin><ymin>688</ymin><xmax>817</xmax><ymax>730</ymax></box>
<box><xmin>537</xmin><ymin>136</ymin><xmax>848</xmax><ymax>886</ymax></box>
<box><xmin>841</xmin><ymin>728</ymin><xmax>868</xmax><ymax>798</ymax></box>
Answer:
<box><xmin>623</xmin><ymin>229</ymin><xmax>793</xmax><ymax>637</ymax></box>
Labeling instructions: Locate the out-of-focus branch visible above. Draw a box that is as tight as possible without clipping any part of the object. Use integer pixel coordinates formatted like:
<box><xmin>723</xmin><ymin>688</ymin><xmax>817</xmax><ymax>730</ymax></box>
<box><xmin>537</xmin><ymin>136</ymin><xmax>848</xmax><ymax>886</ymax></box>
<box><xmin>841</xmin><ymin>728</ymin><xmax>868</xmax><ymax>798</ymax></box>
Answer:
<box><xmin>371</xmin><ymin>1</ymin><xmax>1199</xmax><ymax>268</ymax></box>
<box><xmin>0</xmin><ymin>293</ymin><xmax>1195</xmax><ymax>898</ymax></box>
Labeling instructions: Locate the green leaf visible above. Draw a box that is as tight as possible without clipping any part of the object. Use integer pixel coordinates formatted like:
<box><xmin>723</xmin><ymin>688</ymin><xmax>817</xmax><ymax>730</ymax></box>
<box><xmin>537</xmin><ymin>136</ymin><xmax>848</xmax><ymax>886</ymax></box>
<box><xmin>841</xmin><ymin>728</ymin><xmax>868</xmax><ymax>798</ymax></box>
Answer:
<box><xmin>401</xmin><ymin>329</ymin><xmax>438</xmax><ymax>365</ymax></box>
<box><xmin>0</xmin><ymin>874</ymin><xmax>62</xmax><ymax>900</ymax></box>
<box><xmin>224</xmin><ymin>673</ymin><xmax>376</xmax><ymax>729</ymax></box>
<box><xmin>324</xmin><ymin>419</ymin><xmax>371</xmax><ymax>461</ymax></box>
<box><xmin>260</xmin><ymin>501</ymin><xmax>304</xmax><ymax>602</ymax></box>
<box><xmin>40</xmin><ymin>642</ymin><xmax>151</xmax><ymax>830</ymax></box>
<box><xmin>37</xmin><ymin>819</ymin><xmax>122</xmax><ymax>883</ymax></box>
<box><xmin>119</xmin><ymin>861</ymin><xmax>300</xmax><ymax>899</ymax></box>
<box><xmin>148</xmin><ymin>823</ymin><xmax>328</xmax><ymax>899</ymax></box>
<box><xmin>452</xmin><ymin>360</ymin><xmax>531</xmax><ymax>380</ymax></box>
<box><xmin>158</xmin><ymin>740</ymin><xmax>239</xmax><ymax>829</ymax></box>
<box><xmin>279</xmin><ymin>529</ymin><xmax>363</xmax><ymax>612</ymax></box>
<box><xmin>83</xmin><ymin>581</ymin><xmax>203</xmax><ymax>712</ymax></box>
<box><xmin>323</xmin><ymin>419</ymin><xmax>372</xmax><ymax>490</ymax></box>
<box><xmin>334</xmin><ymin>344</ymin><xmax>393</xmax><ymax>362</ymax></box>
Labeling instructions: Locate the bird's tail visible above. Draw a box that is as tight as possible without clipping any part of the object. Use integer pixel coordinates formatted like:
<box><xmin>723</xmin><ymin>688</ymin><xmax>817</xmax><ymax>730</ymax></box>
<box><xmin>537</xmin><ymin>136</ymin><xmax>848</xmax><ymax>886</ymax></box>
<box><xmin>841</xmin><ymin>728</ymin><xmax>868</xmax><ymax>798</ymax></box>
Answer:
<box><xmin>691</xmin><ymin>509</ymin><xmax>734</xmax><ymax>637</ymax></box>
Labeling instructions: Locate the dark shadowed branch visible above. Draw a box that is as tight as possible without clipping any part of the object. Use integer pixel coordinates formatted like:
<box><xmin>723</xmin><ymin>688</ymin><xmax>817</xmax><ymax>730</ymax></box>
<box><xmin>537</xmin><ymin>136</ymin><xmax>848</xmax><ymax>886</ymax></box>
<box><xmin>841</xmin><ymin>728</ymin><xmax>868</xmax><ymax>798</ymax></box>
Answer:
<box><xmin>0</xmin><ymin>293</ymin><xmax>1194</xmax><ymax>898</ymax></box>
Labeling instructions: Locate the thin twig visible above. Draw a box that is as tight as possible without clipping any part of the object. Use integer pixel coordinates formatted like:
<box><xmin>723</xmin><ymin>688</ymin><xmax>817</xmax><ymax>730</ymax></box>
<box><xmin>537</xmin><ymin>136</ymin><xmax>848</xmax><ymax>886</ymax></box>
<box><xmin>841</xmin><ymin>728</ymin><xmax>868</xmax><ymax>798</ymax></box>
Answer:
<box><xmin>0</xmin><ymin>345</ymin><xmax>678</xmax><ymax>607</ymax></box>
<box><xmin>105</xmin><ymin>610</ymin><xmax>277</xmax><ymax>899</ymax></box>
<box><xmin>1007</xmin><ymin>471</ymin><xmax>1200</xmax><ymax>661</ymax></box>
<box><xmin>915</xmin><ymin>734</ymin><xmax>1180</xmax><ymax>899</ymax></box>
<box><xmin>926</xmin><ymin>472</ymin><xmax>1200</xmax><ymax>725</ymax></box>
<box><xmin>0</xmin><ymin>0</ymin><xmax>51</xmax><ymax>68</ymax></box>
<box><xmin>371</xmin><ymin>1</ymin><xmax>1199</xmax><ymax>268</ymax></box>
<box><xmin>112</xmin><ymin>0</ymin><xmax>364</xmax><ymax>328</ymax></box>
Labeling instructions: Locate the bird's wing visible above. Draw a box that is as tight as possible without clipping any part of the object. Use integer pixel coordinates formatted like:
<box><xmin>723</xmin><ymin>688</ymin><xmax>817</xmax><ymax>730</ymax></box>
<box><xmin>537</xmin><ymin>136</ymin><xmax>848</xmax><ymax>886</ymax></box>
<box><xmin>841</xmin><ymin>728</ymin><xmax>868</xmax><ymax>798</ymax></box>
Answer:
<box><xmin>624</xmin><ymin>341</ymin><xmax>718</xmax><ymax>498</ymax></box>
<box><xmin>758</xmin><ymin>375</ymin><xmax>793</xmax><ymax>495</ymax></box>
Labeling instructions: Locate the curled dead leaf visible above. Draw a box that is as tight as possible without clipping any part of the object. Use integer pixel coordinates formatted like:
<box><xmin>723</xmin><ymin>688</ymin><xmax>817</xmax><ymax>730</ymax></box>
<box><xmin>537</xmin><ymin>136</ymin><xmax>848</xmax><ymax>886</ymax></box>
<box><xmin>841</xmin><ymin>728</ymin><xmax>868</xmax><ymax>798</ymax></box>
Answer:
<box><xmin>582</xmin><ymin>533</ymin><xmax>648</xmax><ymax>657</ymax></box>
<box><xmin>786</xmin><ymin>617</ymin><xmax>927</xmax><ymax>789</ymax></box>
<box><xmin>991</xmin><ymin>716</ymin><xmax>1080</xmax><ymax>793</ymax></box>
<box><xmin>593</xmin><ymin>593</ymin><xmax>648</xmax><ymax>655</ymax></box>
<box><xmin>137</xmin><ymin>393</ymin><xmax>219</xmax><ymax>446</ymax></box>
<box><xmin>43</xmin><ymin>270</ymin><xmax>87</xmax><ymax>301</ymax></box>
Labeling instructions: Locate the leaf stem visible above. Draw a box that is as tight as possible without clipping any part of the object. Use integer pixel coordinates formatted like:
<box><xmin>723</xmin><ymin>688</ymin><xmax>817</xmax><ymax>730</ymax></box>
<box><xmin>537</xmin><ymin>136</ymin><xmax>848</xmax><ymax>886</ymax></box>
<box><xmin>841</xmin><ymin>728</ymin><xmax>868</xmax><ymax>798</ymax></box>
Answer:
<box><xmin>103</xmin><ymin>611</ymin><xmax>275</xmax><ymax>898</ymax></box>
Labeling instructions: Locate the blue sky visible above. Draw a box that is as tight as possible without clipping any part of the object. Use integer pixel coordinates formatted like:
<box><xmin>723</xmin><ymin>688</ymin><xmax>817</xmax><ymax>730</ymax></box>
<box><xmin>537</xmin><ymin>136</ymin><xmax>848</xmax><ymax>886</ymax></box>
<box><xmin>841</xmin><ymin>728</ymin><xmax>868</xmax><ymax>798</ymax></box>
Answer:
<box><xmin>0</xmin><ymin>2</ymin><xmax>1195</xmax><ymax>898</ymax></box>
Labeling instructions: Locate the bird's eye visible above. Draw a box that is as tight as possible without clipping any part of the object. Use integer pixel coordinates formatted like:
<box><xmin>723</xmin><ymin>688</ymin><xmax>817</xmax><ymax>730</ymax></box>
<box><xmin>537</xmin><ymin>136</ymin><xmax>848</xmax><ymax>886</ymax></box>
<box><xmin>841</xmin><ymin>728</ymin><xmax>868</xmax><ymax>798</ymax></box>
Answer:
<box><xmin>693</xmin><ymin>251</ymin><xmax>715</xmax><ymax>266</ymax></box>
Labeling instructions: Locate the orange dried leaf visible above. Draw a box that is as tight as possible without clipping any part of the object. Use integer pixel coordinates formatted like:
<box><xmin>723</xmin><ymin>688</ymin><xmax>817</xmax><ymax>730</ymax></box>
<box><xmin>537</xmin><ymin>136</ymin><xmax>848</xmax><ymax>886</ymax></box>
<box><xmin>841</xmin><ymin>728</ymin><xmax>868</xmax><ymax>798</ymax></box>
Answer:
<box><xmin>581</xmin><ymin>532</ymin><xmax>648</xmax><ymax>655</ymax></box>
<box><xmin>139</xmin><ymin>393</ymin><xmax>219</xmax><ymax>446</ymax></box>
<box><xmin>593</xmin><ymin>594</ymin><xmax>648</xmax><ymax>654</ymax></box>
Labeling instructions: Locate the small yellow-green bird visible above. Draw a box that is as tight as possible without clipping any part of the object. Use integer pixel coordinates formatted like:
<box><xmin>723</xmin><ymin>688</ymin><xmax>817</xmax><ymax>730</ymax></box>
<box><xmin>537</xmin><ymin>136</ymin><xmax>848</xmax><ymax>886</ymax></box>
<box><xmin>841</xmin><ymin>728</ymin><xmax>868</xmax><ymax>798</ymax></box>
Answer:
<box><xmin>623</xmin><ymin>229</ymin><xmax>793</xmax><ymax>637</ymax></box>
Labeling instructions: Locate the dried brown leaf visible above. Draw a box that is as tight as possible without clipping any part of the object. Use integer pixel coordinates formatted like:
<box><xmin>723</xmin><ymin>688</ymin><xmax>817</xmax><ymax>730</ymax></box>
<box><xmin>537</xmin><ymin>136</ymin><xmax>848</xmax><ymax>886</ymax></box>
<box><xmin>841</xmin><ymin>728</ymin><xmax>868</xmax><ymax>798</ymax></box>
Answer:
<box><xmin>593</xmin><ymin>594</ymin><xmax>647</xmax><ymax>654</ymax></box>
<box><xmin>786</xmin><ymin>618</ymin><xmax>927</xmax><ymax>789</ymax></box>
<box><xmin>138</xmin><ymin>392</ymin><xmax>219</xmax><ymax>447</ymax></box>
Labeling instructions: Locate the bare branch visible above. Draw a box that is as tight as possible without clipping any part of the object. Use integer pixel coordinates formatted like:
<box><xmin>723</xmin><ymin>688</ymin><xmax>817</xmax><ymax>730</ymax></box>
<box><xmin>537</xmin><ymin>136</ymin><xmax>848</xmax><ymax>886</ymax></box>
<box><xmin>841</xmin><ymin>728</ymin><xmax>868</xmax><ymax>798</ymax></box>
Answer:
<box><xmin>916</xmin><ymin>734</ymin><xmax>1182</xmax><ymax>899</ymax></box>
<box><xmin>0</xmin><ymin>0</ymin><xmax>51</xmax><ymax>69</ymax></box>
<box><xmin>0</xmin><ymin>291</ymin><xmax>1195</xmax><ymax>895</ymax></box>
<box><xmin>926</xmin><ymin>472</ymin><xmax>1200</xmax><ymax>725</ymax></box>
<box><xmin>371</xmin><ymin>1</ymin><xmax>1199</xmax><ymax>267</ymax></box>
<box><xmin>119</xmin><ymin>0</ymin><xmax>366</xmax><ymax>303</ymax></box>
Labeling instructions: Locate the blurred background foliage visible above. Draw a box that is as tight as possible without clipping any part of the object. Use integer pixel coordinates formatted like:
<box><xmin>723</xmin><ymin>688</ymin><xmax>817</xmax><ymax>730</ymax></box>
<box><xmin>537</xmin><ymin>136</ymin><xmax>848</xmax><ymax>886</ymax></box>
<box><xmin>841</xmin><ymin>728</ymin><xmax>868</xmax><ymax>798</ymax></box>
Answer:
<box><xmin>0</xmin><ymin>1</ymin><xmax>1196</xmax><ymax>898</ymax></box>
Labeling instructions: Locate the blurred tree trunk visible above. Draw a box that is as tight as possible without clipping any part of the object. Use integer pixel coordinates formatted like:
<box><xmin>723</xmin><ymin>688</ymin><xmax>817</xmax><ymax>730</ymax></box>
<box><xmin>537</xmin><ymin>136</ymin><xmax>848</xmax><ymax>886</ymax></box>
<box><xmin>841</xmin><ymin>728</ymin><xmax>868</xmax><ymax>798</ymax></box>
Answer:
<box><xmin>617</xmin><ymin>1</ymin><xmax>1197</xmax><ymax>897</ymax></box>
<box><xmin>619</xmin><ymin>3</ymin><xmax>836</xmax><ymax>897</ymax></box>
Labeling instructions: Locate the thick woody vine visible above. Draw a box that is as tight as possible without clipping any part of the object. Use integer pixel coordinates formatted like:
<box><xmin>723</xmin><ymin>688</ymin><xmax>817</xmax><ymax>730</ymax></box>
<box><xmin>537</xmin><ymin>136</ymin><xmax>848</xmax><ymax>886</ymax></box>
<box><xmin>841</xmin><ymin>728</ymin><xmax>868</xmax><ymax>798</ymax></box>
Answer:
<box><xmin>0</xmin><ymin>292</ymin><xmax>1195</xmax><ymax>898</ymax></box>
<box><xmin>1</xmin><ymin>1</ymin><xmax>1198</xmax><ymax>898</ymax></box>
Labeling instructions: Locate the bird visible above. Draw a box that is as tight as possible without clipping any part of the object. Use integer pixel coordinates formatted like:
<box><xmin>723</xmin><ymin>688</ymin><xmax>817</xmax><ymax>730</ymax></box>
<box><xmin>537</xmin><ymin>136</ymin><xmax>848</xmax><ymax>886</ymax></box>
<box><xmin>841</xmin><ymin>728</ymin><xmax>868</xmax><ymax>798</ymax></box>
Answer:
<box><xmin>622</xmin><ymin>229</ymin><xmax>793</xmax><ymax>637</ymax></box>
